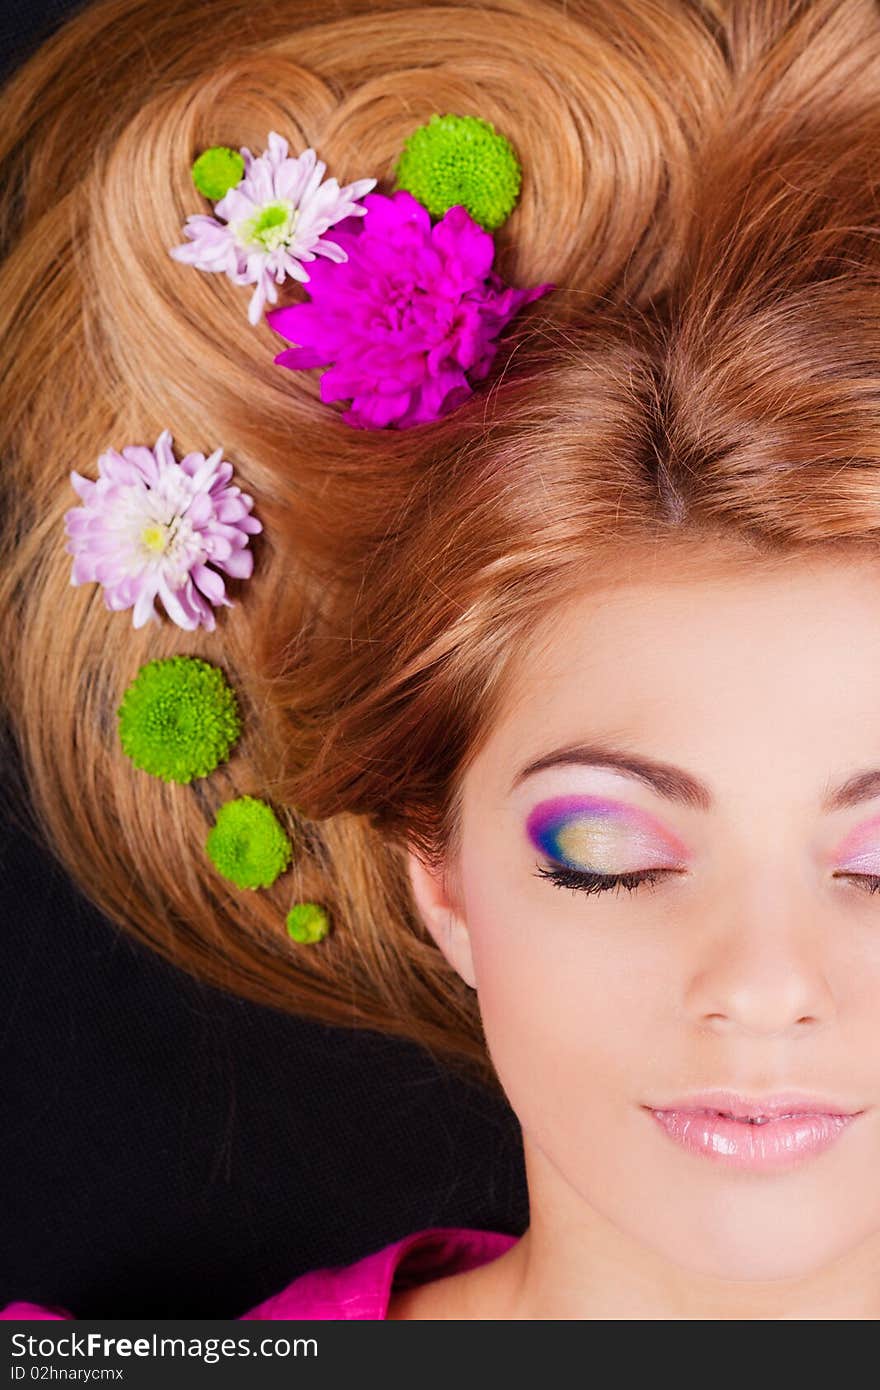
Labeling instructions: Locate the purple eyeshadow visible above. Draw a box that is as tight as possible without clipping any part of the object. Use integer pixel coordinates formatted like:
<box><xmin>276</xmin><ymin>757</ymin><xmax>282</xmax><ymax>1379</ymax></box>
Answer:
<box><xmin>525</xmin><ymin>794</ymin><xmax>644</xmax><ymax>871</ymax></box>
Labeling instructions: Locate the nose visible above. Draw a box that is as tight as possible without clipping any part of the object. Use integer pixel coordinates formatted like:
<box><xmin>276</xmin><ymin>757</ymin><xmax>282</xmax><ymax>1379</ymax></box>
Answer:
<box><xmin>684</xmin><ymin>880</ymin><xmax>836</xmax><ymax>1036</ymax></box>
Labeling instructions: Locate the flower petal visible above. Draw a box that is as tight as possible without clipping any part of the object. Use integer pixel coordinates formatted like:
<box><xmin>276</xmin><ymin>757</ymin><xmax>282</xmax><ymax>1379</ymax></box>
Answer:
<box><xmin>270</xmin><ymin>187</ymin><xmax>554</xmax><ymax>428</ymax></box>
<box><xmin>190</xmin><ymin>562</ymin><xmax>229</xmax><ymax>605</ymax></box>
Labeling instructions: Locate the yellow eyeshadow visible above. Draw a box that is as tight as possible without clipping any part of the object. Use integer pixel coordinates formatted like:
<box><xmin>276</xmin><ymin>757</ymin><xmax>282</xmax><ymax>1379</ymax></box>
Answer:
<box><xmin>555</xmin><ymin>819</ymin><xmax>629</xmax><ymax>873</ymax></box>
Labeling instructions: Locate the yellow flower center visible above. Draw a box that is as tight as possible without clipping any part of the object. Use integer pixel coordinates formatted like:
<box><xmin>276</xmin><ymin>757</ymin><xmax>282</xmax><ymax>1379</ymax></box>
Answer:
<box><xmin>238</xmin><ymin>200</ymin><xmax>299</xmax><ymax>252</ymax></box>
<box><xmin>141</xmin><ymin>523</ymin><xmax>168</xmax><ymax>553</ymax></box>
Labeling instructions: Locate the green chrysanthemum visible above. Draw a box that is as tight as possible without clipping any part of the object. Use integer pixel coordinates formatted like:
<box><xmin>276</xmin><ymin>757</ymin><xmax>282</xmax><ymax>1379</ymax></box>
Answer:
<box><xmin>206</xmin><ymin>795</ymin><xmax>293</xmax><ymax>890</ymax></box>
<box><xmin>286</xmin><ymin>902</ymin><xmax>331</xmax><ymax>944</ymax></box>
<box><xmin>117</xmin><ymin>656</ymin><xmax>241</xmax><ymax>784</ymax></box>
<box><xmin>393</xmin><ymin>113</ymin><xmax>522</xmax><ymax>232</ymax></box>
<box><xmin>192</xmin><ymin>146</ymin><xmax>245</xmax><ymax>201</ymax></box>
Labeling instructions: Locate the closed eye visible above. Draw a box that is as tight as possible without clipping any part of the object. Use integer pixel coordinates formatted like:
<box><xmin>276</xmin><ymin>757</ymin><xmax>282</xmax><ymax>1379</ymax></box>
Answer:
<box><xmin>533</xmin><ymin>863</ymin><xmax>678</xmax><ymax>897</ymax></box>
<box><xmin>833</xmin><ymin>871</ymin><xmax>880</xmax><ymax>896</ymax></box>
<box><xmin>536</xmin><ymin>866</ymin><xmax>880</xmax><ymax>900</ymax></box>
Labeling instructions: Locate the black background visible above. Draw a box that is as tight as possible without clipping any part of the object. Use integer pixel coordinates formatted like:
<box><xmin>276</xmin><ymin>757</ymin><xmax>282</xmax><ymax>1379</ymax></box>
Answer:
<box><xmin>0</xmin><ymin>0</ymin><xmax>527</xmax><ymax>1317</ymax></box>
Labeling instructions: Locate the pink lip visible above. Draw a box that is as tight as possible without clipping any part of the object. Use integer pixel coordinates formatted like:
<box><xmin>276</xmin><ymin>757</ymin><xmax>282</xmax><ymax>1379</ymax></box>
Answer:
<box><xmin>651</xmin><ymin>1090</ymin><xmax>861</xmax><ymax>1119</ymax></box>
<box><xmin>644</xmin><ymin>1091</ymin><xmax>865</xmax><ymax>1171</ymax></box>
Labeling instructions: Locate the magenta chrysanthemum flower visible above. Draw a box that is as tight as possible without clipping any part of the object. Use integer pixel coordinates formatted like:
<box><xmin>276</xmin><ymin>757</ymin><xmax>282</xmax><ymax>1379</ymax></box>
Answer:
<box><xmin>63</xmin><ymin>430</ymin><xmax>262</xmax><ymax>632</ymax></box>
<box><xmin>265</xmin><ymin>189</ymin><xmax>556</xmax><ymax>429</ymax></box>
<box><xmin>170</xmin><ymin>133</ymin><xmax>377</xmax><ymax>325</ymax></box>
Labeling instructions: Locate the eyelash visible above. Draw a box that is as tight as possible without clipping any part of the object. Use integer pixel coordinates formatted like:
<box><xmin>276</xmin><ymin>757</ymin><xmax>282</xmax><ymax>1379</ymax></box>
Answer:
<box><xmin>838</xmin><ymin>872</ymin><xmax>880</xmax><ymax>896</ymax></box>
<box><xmin>535</xmin><ymin>865</ymin><xmax>880</xmax><ymax>898</ymax></box>
<box><xmin>534</xmin><ymin>863</ymin><xmax>669</xmax><ymax>896</ymax></box>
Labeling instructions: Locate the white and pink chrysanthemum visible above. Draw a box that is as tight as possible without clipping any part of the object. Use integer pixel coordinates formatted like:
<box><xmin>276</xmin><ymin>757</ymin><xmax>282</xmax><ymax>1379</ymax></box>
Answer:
<box><xmin>169</xmin><ymin>132</ymin><xmax>377</xmax><ymax>325</ymax></box>
<box><xmin>63</xmin><ymin>430</ymin><xmax>262</xmax><ymax>632</ymax></box>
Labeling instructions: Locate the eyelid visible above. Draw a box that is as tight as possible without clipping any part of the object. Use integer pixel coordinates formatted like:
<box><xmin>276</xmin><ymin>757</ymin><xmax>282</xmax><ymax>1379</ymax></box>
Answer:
<box><xmin>835</xmin><ymin>849</ymin><xmax>880</xmax><ymax>874</ymax></box>
<box><xmin>526</xmin><ymin>792</ymin><xmax>682</xmax><ymax>836</ymax></box>
<box><xmin>525</xmin><ymin>793</ymin><xmax>689</xmax><ymax>870</ymax></box>
<box><xmin>831</xmin><ymin>811</ymin><xmax>880</xmax><ymax>867</ymax></box>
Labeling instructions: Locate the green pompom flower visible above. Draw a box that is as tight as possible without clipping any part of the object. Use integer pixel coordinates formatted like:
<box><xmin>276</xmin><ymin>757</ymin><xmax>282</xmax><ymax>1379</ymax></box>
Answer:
<box><xmin>117</xmin><ymin>656</ymin><xmax>241</xmax><ymax>784</ymax></box>
<box><xmin>286</xmin><ymin>902</ymin><xmax>331</xmax><ymax>944</ymax></box>
<box><xmin>206</xmin><ymin>795</ymin><xmax>293</xmax><ymax>890</ymax></box>
<box><xmin>393</xmin><ymin>112</ymin><xmax>522</xmax><ymax>232</ymax></box>
<box><xmin>192</xmin><ymin>146</ymin><xmax>245</xmax><ymax>201</ymax></box>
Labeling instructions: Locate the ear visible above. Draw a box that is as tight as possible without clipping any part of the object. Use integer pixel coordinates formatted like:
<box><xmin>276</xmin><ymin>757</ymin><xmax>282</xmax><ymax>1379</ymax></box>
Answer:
<box><xmin>405</xmin><ymin>848</ymin><xmax>477</xmax><ymax>990</ymax></box>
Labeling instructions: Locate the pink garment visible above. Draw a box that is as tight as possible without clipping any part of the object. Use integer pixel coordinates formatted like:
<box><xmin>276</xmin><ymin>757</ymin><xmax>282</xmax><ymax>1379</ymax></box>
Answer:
<box><xmin>1</xmin><ymin>1226</ymin><xmax>518</xmax><ymax>1321</ymax></box>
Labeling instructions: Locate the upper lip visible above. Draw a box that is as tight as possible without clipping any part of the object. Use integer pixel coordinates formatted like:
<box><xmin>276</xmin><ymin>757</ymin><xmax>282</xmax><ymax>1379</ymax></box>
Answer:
<box><xmin>646</xmin><ymin>1090</ymin><xmax>865</xmax><ymax>1119</ymax></box>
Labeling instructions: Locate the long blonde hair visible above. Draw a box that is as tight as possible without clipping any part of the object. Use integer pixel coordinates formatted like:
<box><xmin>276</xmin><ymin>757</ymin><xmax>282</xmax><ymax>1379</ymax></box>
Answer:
<box><xmin>3</xmin><ymin>0</ymin><xmax>880</xmax><ymax>1094</ymax></box>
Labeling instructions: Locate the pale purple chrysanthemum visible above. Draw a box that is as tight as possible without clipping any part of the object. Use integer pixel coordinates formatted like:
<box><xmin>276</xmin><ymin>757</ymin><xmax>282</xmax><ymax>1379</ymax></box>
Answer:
<box><xmin>266</xmin><ymin>189</ymin><xmax>556</xmax><ymax>429</ymax></box>
<box><xmin>63</xmin><ymin>430</ymin><xmax>262</xmax><ymax>632</ymax></box>
<box><xmin>169</xmin><ymin>132</ymin><xmax>377</xmax><ymax>325</ymax></box>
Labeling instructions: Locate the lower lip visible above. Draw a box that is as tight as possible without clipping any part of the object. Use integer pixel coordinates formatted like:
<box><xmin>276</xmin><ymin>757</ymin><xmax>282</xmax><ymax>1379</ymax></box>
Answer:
<box><xmin>647</xmin><ymin>1107</ymin><xmax>860</xmax><ymax>1170</ymax></box>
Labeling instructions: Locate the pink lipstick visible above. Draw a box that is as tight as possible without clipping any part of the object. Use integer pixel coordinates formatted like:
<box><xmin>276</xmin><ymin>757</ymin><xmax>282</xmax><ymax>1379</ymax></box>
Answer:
<box><xmin>644</xmin><ymin>1091</ymin><xmax>864</xmax><ymax>1171</ymax></box>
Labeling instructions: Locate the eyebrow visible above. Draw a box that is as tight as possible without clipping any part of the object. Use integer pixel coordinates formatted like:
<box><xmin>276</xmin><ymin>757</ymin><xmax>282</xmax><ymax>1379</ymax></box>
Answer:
<box><xmin>508</xmin><ymin>741</ymin><xmax>880</xmax><ymax>816</ymax></box>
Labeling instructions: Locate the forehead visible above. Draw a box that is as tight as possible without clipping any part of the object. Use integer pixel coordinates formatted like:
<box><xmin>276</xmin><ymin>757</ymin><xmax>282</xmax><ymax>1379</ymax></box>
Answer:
<box><xmin>473</xmin><ymin>545</ymin><xmax>880</xmax><ymax>792</ymax></box>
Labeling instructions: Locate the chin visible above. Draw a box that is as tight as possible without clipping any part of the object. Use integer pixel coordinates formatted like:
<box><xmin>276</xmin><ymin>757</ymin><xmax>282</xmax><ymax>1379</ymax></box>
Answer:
<box><xmin>671</xmin><ymin>1238</ymin><xmax>847</xmax><ymax>1284</ymax></box>
<box><xmin>639</xmin><ymin>1206</ymin><xmax>867</xmax><ymax>1285</ymax></box>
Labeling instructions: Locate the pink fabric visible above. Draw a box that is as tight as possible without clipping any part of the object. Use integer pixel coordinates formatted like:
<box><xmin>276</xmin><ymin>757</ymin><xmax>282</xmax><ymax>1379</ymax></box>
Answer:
<box><xmin>1</xmin><ymin>1226</ymin><xmax>518</xmax><ymax>1321</ymax></box>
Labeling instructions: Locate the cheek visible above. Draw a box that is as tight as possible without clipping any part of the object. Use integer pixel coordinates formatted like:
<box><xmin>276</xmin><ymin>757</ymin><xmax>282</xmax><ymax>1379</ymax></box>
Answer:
<box><xmin>459</xmin><ymin>843</ymin><xmax>666</xmax><ymax>1116</ymax></box>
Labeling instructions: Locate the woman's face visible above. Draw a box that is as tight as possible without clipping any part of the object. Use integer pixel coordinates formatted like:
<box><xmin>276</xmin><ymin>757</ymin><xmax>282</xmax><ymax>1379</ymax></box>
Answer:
<box><xmin>409</xmin><ymin>546</ymin><xmax>880</xmax><ymax>1281</ymax></box>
